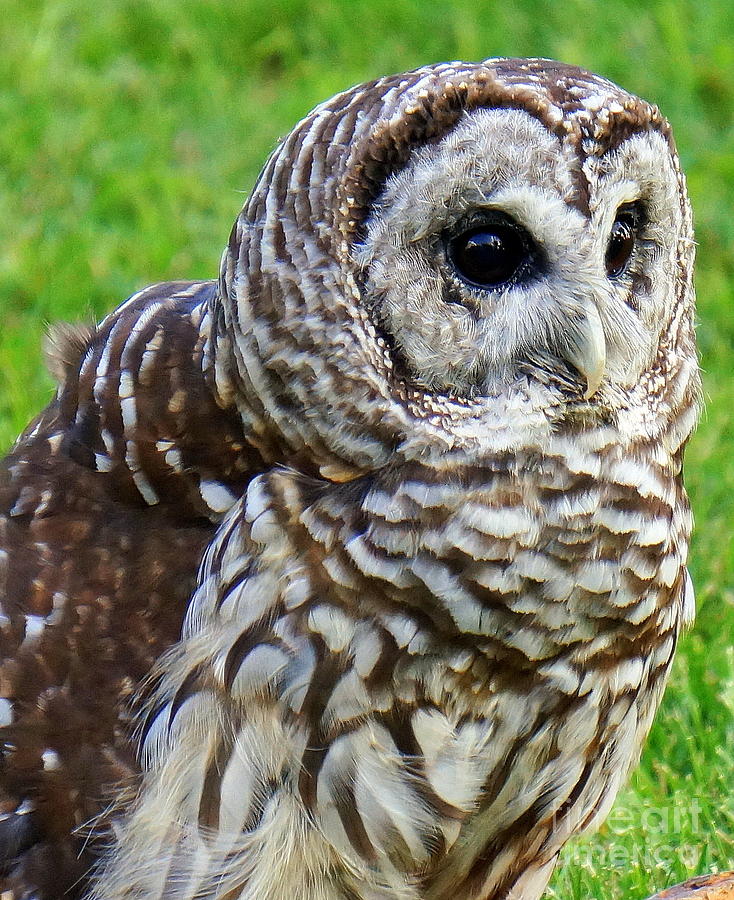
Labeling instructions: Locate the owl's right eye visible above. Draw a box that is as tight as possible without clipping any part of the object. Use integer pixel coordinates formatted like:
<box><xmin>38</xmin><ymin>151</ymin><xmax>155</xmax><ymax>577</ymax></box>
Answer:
<box><xmin>447</xmin><ymin>216</ymin><xmax>534</xmax><ymax>290</ymax></box>
<box><xmin>605</xmin><ymin>203</ymin><xmax>642</xmax><ymax>278</ymax></box>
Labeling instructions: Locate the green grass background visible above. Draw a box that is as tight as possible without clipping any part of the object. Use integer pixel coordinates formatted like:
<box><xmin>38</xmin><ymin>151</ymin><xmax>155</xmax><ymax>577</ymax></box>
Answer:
<box><xmin>1</xmin><ymin>1</ymin><xmax>733</xmax><ymax>897</ymax></box>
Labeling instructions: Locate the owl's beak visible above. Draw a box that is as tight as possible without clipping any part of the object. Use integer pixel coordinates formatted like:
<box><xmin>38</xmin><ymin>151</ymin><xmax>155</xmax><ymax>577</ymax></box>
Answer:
<box><xmin>563</xmin><ymin>300</ymin><xmax>606</xmax><ymax>400</ymax></box>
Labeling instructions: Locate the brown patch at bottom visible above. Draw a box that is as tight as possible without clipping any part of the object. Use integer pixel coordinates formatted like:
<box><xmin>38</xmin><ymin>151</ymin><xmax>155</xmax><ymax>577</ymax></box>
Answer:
<box><xmin>646</xmin><ymin>872</ymin><xmax>734</xmax><ymax>899</ymax></box>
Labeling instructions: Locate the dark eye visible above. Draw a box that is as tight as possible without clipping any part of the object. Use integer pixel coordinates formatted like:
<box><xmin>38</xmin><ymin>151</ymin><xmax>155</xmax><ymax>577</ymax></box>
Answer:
<box><xmin>448</xmin><ymin>219</ymin><xmax>532</xmax><ymax>290</ymax></box>
<box><xmin>605</xmin><ymin>205</ymin><xmax>641</xmax><ymax>277</ymax></box>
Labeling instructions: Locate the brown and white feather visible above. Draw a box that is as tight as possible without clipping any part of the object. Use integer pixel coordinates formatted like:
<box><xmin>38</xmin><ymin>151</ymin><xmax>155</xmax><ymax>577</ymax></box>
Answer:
<box><xmin>0</xmin><ymin>280</ymin><xmax>262</xmax><ymax>897</ymax></box>
<box><xmin>86</xmin><ymin>59</ymin><xmax>699</xmax><ymax>900</ymax></box>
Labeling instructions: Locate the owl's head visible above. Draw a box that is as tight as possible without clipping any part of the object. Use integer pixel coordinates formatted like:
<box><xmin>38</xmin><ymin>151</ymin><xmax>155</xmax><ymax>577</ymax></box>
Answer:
<box><xmin>216</xmin><ymin>59</ymin><xmax>697</xmax><ymax>474</ymax></box>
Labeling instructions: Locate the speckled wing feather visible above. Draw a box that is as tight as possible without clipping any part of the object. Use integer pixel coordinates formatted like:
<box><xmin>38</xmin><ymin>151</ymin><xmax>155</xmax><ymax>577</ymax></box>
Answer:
<box><xmin>0</xmin><ymin>280</ymin><xmax>260</xmax><ymax>898</ymax></box>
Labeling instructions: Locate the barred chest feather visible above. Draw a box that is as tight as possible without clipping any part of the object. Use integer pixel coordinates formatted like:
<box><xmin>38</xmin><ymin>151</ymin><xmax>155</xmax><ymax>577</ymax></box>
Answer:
<box><xmin>93</xmin><ymin>409</ymin><xmax>693</xmax><ymax>900</ymax></box>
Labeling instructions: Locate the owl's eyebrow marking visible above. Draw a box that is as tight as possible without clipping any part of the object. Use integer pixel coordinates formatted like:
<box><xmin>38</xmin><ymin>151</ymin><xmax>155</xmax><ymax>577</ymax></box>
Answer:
<box><xmin>565</xmin><ymin>160</ymin><xmax>592</xmax><ymax>216</ymax></box>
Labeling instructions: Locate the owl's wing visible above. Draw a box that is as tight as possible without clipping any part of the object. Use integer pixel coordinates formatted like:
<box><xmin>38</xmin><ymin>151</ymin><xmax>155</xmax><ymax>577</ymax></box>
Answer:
<box><xmin>0</xmin><ymin>281</ymin><xmax>257</xmax><ymax>899</ymax></box>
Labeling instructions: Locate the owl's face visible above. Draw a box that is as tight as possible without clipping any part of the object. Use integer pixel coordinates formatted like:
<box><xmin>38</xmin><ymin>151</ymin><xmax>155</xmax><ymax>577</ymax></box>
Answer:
<box><xmin>218</xmin><ymin>60</ymin><xmax>696</xmax><ymax>471</ymax></box>
<box><xmin>356</xmin><ymin>107</ymin><xmax>683</xmax><ymax>402</ymax></box>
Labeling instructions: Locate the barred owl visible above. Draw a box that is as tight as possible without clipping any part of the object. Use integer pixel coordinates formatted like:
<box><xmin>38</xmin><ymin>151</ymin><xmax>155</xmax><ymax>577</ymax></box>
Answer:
<box><xmin>0</xmin><ymin>58</ymin><xmax>698</xmax><ymax>900</ymax></box>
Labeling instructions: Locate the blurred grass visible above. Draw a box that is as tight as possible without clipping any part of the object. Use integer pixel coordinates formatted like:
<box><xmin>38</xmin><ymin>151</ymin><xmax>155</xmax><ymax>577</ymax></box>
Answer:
<box><xmin>1</xmin><ymin>1</ymin><xmax>733</xmax><ymax>897</ymax></box>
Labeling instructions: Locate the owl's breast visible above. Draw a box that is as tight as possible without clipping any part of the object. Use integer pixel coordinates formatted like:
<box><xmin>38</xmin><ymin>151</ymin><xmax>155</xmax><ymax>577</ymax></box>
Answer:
<box><xmin>127</xmin><ymin>432</ymin><xmax>691</xmax><ymax>899</ymax></box>
<box><xmin>280</xmin><ymin>438</ymin><xmax>687</xmax><ymax>896</ymax></box>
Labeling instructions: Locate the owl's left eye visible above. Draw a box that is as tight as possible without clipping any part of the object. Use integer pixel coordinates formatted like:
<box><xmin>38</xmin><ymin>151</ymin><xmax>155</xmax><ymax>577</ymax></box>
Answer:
<box><xmin>447</xmin><ymin>216</ymin><xmax>534</xmax><ymax>290</ymax></box>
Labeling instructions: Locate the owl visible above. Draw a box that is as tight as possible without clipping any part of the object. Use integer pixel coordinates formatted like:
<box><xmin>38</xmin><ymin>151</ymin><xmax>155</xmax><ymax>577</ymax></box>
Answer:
<box><xmin>1</xmin><ymin>58</ymin><xmax>698</xmax><ymax>900</ymax></box>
